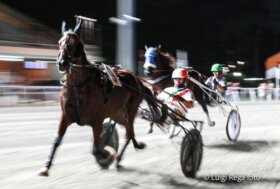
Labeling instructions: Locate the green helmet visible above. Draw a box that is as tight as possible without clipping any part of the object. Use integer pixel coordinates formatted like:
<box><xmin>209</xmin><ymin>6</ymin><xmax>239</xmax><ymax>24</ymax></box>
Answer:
<box><xmin>211</xmin><ymin>63</ymin><xmax>223</xmax><ymax>72</ymax></box>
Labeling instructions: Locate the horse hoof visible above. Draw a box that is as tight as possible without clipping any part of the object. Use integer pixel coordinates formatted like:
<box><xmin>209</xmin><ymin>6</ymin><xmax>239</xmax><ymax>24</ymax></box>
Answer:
<box><xmin>38</xmin><ymin>167</ymin><xmax>49</xmax><ymax>177</ymax></box>
<box><xmin>95</xmin><ymin>146</ymin><xmax>117</xmax><ymax>169</ymax></box>
<box><xmin>100</xmin><ymin>166</ymin><xmax>109</xmax><ymax>170</ymax></box>
<box><xmin>116</xmin><ymin>164</ymin><xmax>125</xmax><ymax>171</ymax></box>
<box><xmin>137</xmin><ymin>142</ymin><xmax>146</xmax><ymax>150</ymax></box>
<box><xmin>208</xmin><ymin>121</ymin><xmax>215</xmax><ymax>127</ymax></box>
<box><xmin>145</xmin><ymin>128</ymin><xmax>153</xmax><ymax>134</ymax></box>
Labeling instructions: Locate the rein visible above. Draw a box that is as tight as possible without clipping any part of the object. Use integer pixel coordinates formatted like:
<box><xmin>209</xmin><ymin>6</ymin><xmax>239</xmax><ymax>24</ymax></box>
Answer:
<box><xmin>70</xmin><ymin>63</ymin><xmax>96</xmax><ymax>69</ymax></box>
<box><xmin>187</xmin><ymin>68</ymin><xmax>239</xmax><ymax>115</ymax></box>
<box><xmin>121</xmin><ymin>81</ymin><xmax>202</xmax><ymax>130</ymax></box>
<box><xmin>60</xmin><ymin>63</ymin><xmax>97</xmax><ymax>88</ymax></box>
<box><xmin>68</xmin><ymin>62</ymin><xmax>97</xmax><ymax>72</ymax></box>
<box><xmin>148</xmin><ymin>74</ymin><xmax>171</xmax><ymax>84</ymax></box>
<box><xmin>137</xmin><ymin>75</ymin><xmax>191</xmax><ymax>118</ymax></box>
<box><xmin>152</xmin><ymin>69</ymin><xmax>173</xmax><ymax>73</ymax></box>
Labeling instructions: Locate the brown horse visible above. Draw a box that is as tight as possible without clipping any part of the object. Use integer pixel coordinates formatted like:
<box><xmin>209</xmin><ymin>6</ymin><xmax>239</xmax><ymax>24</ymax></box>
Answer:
<box><xmin>143</xmin><ymin>46</ymin><xmax>215</xmax><ymax>128</ymax></box>
<box><xmin>39</xmin><ymin>21</ymin><xmax>162</xmax><ymax>176</ymax></box>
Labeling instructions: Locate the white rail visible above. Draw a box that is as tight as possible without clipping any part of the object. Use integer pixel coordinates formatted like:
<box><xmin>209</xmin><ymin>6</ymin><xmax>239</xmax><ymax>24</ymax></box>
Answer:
<box><xmin>0</xmin><ymin>85</ymin><xmax>279</xmax><ymax>107</ymax></box>
<box><xmin>0</xmin><ymin>85</ymin><xmax>61</xmax><ymax>106</ymax></box>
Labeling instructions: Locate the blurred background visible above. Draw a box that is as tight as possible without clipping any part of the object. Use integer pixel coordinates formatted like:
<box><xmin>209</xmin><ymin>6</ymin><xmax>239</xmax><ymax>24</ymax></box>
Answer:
<box><xmin>0</xmin><ymin>3</ymin><xmax>279</xmax><ymax>188</ymax></box>
<box><xmin>0</xmin><ymin>0</ymin><xmax>280</xmax><ymax>106</ymax></box>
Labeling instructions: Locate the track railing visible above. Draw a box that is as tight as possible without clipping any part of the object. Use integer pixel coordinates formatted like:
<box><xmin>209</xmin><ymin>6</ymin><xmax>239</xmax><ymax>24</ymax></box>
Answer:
<box><xmin>0</xmin><ymin>85</ymin><xmax>279</xmax><ymax>107</ymax></box>
<box><xmin>0</xmin><ymin>85</ymin><xmax>61</xmax><ymax>106</ymax></box>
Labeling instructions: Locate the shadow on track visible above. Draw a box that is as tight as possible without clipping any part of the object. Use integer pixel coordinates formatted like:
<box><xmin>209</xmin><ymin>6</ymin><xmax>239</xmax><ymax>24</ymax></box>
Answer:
<box><xmin>205</xmin><ymin>140</ymin><xmax>279</xmax><ymax>152</ymax></box>
<box><xmin>112</xmin><ymin>166</ymin><xmax>215</xmax><ymax>189</ymax></box>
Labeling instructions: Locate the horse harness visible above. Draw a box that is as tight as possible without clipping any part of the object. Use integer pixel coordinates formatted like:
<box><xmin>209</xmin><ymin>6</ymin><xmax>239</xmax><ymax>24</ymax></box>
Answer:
<box><xmin>60</xmin><ymin>68</ymin><xmax>96</xmax><ymax>126</ymax></box>
<box><xmin>60</xmin><ymin>63</ymin><xmax>134</xmax><ymax>125</ymax></box>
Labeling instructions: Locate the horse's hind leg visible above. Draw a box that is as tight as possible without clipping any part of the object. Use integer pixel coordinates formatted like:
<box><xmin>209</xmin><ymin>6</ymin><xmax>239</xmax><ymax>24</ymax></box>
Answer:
<box><xmin>116</xmin><ymin>133</ymin><xmax>145</xmax><ymax>168</ymax></box>
<box><xmin>125</xmin><ymin>105</ymin><xmax>147</xmax><ymax>150</ymax></box>
<box><xmin>131</xmin><ymin>138</ymin><xmax>146</xmax><ymax>149</ymax></box>
<box><xmin>146</xmin><ymin>122</ymin><xmax>154</xmax><ymax>134</ymax></box>
<box><xmin>199</xmin><ymin>102</ymin><xmax>215</xmax><ymax>127</ymax></box>
<box><xmin>115</xmin><ymin>106</ymin><xmax>146</xmax><ymax>168</ymax></box>
<box><xmin>116</xmin><ymin>138</ymin><xmax>131</xmax><ymax>168</ymax></box>
<box><xmin>39</xmin><ymin>116</ymin><xmax>71</xmax><ymax>176</ymax></box>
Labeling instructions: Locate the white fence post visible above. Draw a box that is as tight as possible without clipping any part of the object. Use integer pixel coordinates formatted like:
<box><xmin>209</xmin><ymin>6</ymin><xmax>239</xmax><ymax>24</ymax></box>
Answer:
<box><xmin>276</xmin><ymin>65</ymin><xmax>280</xmax><ymax>101</ymax></box>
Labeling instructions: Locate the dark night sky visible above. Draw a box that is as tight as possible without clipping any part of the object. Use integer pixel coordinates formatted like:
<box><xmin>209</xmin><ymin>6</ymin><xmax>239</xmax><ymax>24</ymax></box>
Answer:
<box><xmin>2</xmin><ymin>0</ymin><xmax>280</xmax><ymax>77</ymax></box>
<box><xmin>0</xmin><ymin>0</ymin><xmax>116</xmax><ymax>29</ymax></box>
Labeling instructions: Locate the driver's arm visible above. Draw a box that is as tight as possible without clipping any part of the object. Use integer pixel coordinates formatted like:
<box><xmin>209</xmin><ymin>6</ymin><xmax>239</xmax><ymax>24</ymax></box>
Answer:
<box><xmin>174</xmin><ymin>94</ymin><xmax>194</xmax><ymax>108</ymax></box>
<box><xmin>213</xmin><ymin>79</ymin><xmax>226</xmax><ymax>93</ymax></box>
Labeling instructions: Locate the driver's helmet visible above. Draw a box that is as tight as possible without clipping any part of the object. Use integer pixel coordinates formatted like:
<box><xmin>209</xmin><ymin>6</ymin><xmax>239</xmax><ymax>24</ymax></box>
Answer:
<box><xmin>172</xmin><ymin>68</ymin><xmax>189</xmax><ymax>79</ymax></box>
<box><xmin>211</xmin><ymin>63</ymin><xmax>223</xmax><ymax>72</ymax></box>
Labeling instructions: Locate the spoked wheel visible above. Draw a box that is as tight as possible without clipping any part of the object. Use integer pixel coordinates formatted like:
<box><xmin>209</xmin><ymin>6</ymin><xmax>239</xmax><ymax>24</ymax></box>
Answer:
<box><xmin>95</xmin><ymin>121</ymin><xmax>119</xmax><ymax>168</ymax></box>
<box><xmin>180</xmin><ymin>129</ymin><xmax>203</xmax><ymax>178</ymax></box>
<box><xmin>226</xmin><ymin>109</ymin><xmax>241</xmax><ymax>142</ymax></box>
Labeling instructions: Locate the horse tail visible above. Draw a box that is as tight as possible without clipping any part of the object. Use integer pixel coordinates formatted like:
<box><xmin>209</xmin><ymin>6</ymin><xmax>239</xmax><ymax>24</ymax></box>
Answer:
<box><xmin>142</xmin><ymin>86</ymin><xmax>166</xmax><ymax>125</ymax></box>
<box><xmin>188</xmin><ymin>70</ymin><xmax>211</xmax><ymax>106</ymax></box>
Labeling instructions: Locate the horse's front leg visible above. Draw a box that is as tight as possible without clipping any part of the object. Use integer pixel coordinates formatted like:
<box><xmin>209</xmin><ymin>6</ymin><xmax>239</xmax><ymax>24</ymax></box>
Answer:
<box><xmin>38</xmin><ymin>116</ymin><xmax>71</xmax><ymax>176</ymax></box>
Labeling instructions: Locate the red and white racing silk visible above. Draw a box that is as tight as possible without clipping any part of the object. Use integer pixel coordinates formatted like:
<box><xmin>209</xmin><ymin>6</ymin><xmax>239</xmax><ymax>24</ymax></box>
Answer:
<box><xmin>157</xmin><ymin>87</ymin><xmax>194</xmax><ymax>117</ymax></box>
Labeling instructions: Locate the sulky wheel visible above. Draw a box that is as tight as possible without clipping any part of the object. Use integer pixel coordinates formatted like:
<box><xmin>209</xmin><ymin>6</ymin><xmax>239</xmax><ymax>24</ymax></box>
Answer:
<box><xmin>180</xmin><ymin>129</ymin><xmax>203</xmax><ymax>178</ymax></box>
<box><xmin>226</xmin><ymin>109</ymin><xmax>241</xmax><ymax>142</ymax></box>
<box><xmin>95</xmin><ymin>122</ymin><xmax>119</xmax><ymax>169</ymax></box>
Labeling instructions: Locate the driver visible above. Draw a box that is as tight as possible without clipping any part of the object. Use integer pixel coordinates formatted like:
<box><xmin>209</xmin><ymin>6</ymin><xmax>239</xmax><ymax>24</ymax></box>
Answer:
<box><xmin>205</xmin><ymin>63</ymin><xmax>227</xmax><ymax>97</ymax></box>
<box><xmin>146</xmin><ymin>68</ymin><xmax>194</xmax><ymax>134</ymax></box>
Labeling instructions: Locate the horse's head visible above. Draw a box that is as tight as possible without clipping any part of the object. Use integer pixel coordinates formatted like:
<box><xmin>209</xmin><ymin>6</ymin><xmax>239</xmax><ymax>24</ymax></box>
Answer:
<box><xmin>143</xmin><ymin>46</ymin><xmax>174</xmax><ymax>78</ymax></box>
<box><xmin>57</xmin><ymin>20</ymin><xmax>85</xmax><ymax>73</ymax></box>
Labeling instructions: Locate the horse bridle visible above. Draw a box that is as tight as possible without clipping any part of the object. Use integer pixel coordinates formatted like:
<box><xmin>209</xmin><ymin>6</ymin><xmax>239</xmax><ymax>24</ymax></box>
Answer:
<box><xmin>57</xmin><ymin>33</ymin><xmax>82</xmax><ymax>72</ymax></box>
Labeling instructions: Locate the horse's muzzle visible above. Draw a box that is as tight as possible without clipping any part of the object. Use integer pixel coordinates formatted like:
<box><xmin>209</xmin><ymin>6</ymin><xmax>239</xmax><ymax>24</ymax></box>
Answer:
<box><xmin>144</xmin><ymin>67</ymin><xmax>154</xmax><ymax>76</ymax></box>
<box><xmin>56</xmin><ymin>60</ymin><xmax>69</xmax><ymax>72</ymax></box>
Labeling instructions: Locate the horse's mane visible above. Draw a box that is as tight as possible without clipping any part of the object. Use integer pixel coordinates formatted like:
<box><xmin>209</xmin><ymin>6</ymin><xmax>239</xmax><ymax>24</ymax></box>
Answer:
<box><xmin>58</xmin><ymin>30</ymin><xmax>77</xmax><ymax>43</ymax></box>
<box><xmin>159</xmin><ymin>51</ymin><xmax>176</xmax><ymax>63</ymax></box>
<box><xmin>157</xmin><ymin>50</ymin><xmax>176</xmax><ymax>70</ymax></box>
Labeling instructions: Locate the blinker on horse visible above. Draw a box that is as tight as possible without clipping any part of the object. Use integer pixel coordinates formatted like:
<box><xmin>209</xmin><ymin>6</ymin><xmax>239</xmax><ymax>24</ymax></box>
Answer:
<box><xmin>39</xmin><ymin>20</ymin><xmax>162</xmax><ymax>176</ymax></box>
<box><xmin>143</xmin><ymin>46</ymin><xmax>215</xmax><ymax>127</ymax></box>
